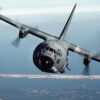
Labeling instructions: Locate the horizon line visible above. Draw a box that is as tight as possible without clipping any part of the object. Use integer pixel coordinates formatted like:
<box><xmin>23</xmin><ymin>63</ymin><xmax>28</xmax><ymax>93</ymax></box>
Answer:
<box><xmin>0</xmin><ymin>74</ymin><xmax>100</xmax><ymax>79</ymax></box>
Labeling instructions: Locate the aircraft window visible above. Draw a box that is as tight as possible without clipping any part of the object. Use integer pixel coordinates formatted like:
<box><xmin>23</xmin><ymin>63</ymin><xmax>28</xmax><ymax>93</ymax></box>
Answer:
<box><xmin>49</xmin><ymin>48</ymin><xmax>53</xmax><ymax>52</ymax></box>
<box><xmin>46</xmin><ymin>47</ymin><xmax>62</xmax><ymax>56</ymax></box>
<box><xmin>46</xmin><ymin>47</ymin><xmax>53</xmax><ymax>52</ymax></box>
<box><xmin>46</xmin><ymin>47</ymin><xmax>49</xmax><ymax>50</ymax></box>
<box><xmin>54</xmin><ymin>50</ymin><xmax>57</xmax><ymax>54</ymax></box>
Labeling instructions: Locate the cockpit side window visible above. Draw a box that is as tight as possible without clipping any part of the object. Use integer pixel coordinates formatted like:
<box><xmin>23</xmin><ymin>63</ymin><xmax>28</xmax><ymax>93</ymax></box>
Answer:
<box><xmin>46</xmin><ymin>47</ymin><xmax>62</xmax><ymax>57</ymax></box>
<box><xmin>46</xmin><ymin>47</ymin><xmax>49</xmax><ymax>50</ymax></box>
<box><xmin>49</xmin><ymin>48</ymin><xmax>53</xmax><ymax>52</ymax></box>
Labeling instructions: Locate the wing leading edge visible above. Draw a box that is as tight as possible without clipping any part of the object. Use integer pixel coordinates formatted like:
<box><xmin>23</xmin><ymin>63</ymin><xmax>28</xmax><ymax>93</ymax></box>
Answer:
<box><xmin>0</xmin><ymin>4</ymin><xmax>77</xmax><ymax>40</ymax></box>
<box><xmin>0</xmin><ymin>14</ymin><xmax>57</xmax><ymax>40</ymax></box>
<box><xmin>68</xmin><ymin>43</ymin><xmax>100</xmax><ymax>62</ymax></box>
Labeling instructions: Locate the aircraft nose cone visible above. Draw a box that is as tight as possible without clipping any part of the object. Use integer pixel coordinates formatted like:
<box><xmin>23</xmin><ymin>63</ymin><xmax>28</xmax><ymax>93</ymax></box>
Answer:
<box><xmin>40</xmin><ymin>55</ymin><xmax>54</xmax><ymax>71</ymax></box>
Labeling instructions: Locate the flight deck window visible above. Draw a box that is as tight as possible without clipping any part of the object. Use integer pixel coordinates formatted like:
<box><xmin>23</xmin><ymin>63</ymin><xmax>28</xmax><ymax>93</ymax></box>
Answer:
<box><xmin>49</xmin><ymin>48</ymin><xmax>53</xmax><ymax>52</ymax></box>
<box><xmin>46</xmin><ymin>47</ymin><xmax>49</xmax><ymax>50</ymax></box>
<box><xmin>46</xmin><ymin>47</ymin><xmax>62</xmax><ymax>56</ymax></box>
<box><xmin>54</xmin><ymin>50</ymin><xmax>57</xmax><ymax>54</ymax></box>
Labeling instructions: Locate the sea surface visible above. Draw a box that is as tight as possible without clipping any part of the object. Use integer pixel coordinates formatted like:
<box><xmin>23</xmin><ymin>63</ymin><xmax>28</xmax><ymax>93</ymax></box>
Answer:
<box><xmin>0</xmin><ymin>75</ymin><xmax>100</xmax><ymax>100</ymax></box>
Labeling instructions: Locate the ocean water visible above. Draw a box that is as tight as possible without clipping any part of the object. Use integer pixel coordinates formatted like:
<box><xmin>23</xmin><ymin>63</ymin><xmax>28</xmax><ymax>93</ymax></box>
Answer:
<box><xmin>0</xmin><ymin>77</ymin><xmax>100</xmax><ymax>100</ymax></box>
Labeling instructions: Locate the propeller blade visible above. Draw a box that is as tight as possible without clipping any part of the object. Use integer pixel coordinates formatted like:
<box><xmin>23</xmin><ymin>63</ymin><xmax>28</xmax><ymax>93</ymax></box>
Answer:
<box><xmin>11</xmin><ymin>36</ymin><xmax>21</xmax><ymax>47</ymax></box>
<box><xmin>82</xmin><ymin>65</ymin><xmax>90</xmax><ymax>75</ymax></box>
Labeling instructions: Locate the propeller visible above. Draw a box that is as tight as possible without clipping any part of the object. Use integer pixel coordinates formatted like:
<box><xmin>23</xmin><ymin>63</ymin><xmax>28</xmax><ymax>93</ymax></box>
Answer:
<box><xmin>82</xmin><ymin>65</ymin><xmax>90</xmax><ymax>75</ymax></box>
<box><xmin>82</xmin><ymin>52</ymin><xmax>100</xmax><ymax>75</ymax></box>
<box><xmin>82</xmin><ymin>56</ymin><xmax>91</xmax><ymax>75</ymax></box>
<box><xmin>11</xmin><ymin>36</ymin><xmax>21</xmax><ymax>47</ymax></box>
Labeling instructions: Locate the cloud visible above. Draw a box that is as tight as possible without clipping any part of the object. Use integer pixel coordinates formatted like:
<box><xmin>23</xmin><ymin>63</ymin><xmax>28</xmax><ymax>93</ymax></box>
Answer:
<box><xmin>0</xmin><ymin>6</ymin><xmax>100</xmax><ymax>16</ymax></box>
<box><xmin>0</xmin><ymin>74</ymin><xmax>100</xmax><ymax>79</ymax></box>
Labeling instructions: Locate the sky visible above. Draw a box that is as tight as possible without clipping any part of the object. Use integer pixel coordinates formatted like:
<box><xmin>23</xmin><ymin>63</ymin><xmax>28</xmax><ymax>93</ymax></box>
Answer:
<box><xmin>1</xmin><ymin>0</ymin><xmax>100</xmax><ymax>16</ymax></box>
<box><xmin>0</xmin><ymin>0</ymin><xmax>100</xmax><ymax>8</ymax></box>
<box><xmin>0</xmin><ymin>0</ymin><xmax>100</xmax><ymax>75</ymax></box>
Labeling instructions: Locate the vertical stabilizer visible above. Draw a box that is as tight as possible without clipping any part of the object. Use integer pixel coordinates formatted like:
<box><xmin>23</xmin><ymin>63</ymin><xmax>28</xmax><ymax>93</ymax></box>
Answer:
<box><xmin>59</xmin><ymin>3</ymin><xmax>77</xmax><ymax>40</ymax></box>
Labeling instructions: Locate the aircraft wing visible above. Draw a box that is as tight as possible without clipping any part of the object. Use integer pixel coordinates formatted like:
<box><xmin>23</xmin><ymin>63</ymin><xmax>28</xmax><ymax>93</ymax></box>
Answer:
<box><xmin>68</xmin><ymin>43</ymin><xmax>100</xmax><ymax>62</ymax></box>
<box><xmin>0</xmin><ymin>14</ymin><xmax>56</xmax><ymax>40</ymax></box>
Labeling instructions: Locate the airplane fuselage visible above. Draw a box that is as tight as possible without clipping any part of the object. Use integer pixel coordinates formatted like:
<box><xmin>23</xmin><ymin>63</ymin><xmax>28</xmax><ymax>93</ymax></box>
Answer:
<box><xmin>33</xmin><ymin>40</ymin><xmax>68</xmax><ymax>73</ymax></box>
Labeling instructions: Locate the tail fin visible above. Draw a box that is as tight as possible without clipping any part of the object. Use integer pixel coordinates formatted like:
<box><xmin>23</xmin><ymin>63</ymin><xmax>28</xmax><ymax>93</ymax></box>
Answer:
<box><xmin>59</xmin><ymin>3</ymin><xmax>77</xmax><ymax>40</ymax></box>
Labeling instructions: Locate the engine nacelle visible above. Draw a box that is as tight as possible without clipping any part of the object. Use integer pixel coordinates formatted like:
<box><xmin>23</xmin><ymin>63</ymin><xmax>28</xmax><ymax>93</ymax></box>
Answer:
<box><xmin>19</xmin><ymin>27</ymin><xmax>29</xmax><ymax>38</ymax></box>
<box><xmin>83</xmin><ymin>56</ymin><xmax>91</xmax><ymax>66</ymax></box>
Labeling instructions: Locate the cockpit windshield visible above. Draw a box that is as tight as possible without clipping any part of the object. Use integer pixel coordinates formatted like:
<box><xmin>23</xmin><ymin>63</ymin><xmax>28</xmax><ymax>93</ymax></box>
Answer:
<box><xmin>46</xmin><ymin>47</ymin><xmax>62</xmax><ymax>56</ymax></box>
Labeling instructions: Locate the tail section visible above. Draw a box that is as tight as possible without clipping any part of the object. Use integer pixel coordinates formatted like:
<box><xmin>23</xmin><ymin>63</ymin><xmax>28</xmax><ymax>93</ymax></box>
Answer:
<box><xmin>59</xmin><ymin>3</ymin><xmax>77</xmax><ymax>40</ymax></box>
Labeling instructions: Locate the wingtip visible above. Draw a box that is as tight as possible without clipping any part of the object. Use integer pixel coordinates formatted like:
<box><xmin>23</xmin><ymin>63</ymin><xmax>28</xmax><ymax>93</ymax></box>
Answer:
<box><xmin>75</xmin><ymin>3</ymin><xmax>77</xmax><ymax>5</ymax></box>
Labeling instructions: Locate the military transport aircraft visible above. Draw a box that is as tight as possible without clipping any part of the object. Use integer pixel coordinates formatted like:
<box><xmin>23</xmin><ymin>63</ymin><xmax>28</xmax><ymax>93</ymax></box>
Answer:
<box><xmin>0</xmin><ymin>4</ymin><xmax>100</xmax><ymax>73</ymax></box>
